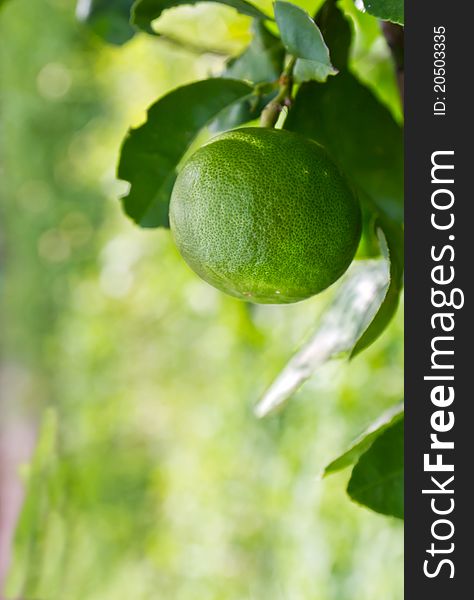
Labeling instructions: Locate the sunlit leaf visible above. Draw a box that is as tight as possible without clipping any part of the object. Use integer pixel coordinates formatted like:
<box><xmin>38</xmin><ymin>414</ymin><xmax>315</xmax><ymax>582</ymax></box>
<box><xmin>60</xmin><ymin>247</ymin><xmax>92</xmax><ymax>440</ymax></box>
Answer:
<box><xmin>323</xmin><ymin>402</ymin><xmax>403</xmax><ymax>475</ymax></box>
<box><xmin>255</xmin><ymin>259</ymin><xmax>390</xmax><ymax>417</ymax></box>
<box><xmin>348</xmin><ymin>417</ymin><xmax>404</xmax><ymax>518</ymax></box>
<box><xmin>358</xmin><ymin>0</ymin><xmax>404</xmax><ymax>25</ymax></box>
<box><xmin>274</xmin><ymin>1</ymin><xmax>337</xmax><ymax>82</ymax></box>
<box><xmin>117</xmin><ymin>79</ymin><xmax>253</xmax><ymax>228</ymax></box>
<box><xmin>351</xmin><ymin>215</ymin><xmax>403</xmax><ymax>356</ymax></box>
<box><xmin>131</xmin><ymin>0</ymin><xmax>269</xmax><ymax>34</ymax></box>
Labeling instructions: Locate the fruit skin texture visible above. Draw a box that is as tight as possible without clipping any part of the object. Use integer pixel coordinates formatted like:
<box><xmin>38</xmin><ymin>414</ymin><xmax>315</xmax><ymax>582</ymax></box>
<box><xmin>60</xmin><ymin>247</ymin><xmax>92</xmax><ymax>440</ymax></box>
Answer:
<box><xmin>169</xmin><ymin>127</ymin><xmax>361</xmax><ymax>304</ymax></box>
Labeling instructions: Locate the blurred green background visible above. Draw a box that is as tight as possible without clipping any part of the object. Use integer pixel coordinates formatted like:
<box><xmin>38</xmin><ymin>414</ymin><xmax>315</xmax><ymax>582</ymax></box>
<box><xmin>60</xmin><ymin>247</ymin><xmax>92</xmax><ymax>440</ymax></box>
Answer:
<box><xmin>0</xmin><ymin>0</ymin><xmax>403</xmax><ymax>598</ymax></box>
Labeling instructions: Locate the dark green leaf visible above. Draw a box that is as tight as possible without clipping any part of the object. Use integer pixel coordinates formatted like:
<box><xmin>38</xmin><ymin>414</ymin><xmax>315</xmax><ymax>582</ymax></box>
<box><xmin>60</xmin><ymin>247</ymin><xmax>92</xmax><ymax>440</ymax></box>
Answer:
<box><xmin>274</xmin><ymin>1</ymin><xmax>337</xmax><ymax>83</ymax></box>
<box><xmin>347</xmin><ymin>417</ymin><xmax>404</xmax><ymax>519</ymax></box>
<box><xmin>285</xmin><ymin>71</ymin><xmax>403</xmax><ymax>223</ymax></box>
<box><xmin>209</xmin><ymin>92</ymin><xmax>270</xmax><ymax>132</ymax></box>
<box><xmin>76</xmin><ymin>0</ymin><xmax>135</xmax><ymax>45</ymax></box>
<box><xmin>324</xmin><ymin>402</ymin><xmax>403</xmax><ymax>476</ymax></box>
<box><xmin>255</xmin><ymin>259</ymin><xmax>390</xmax><ymax>417</ymax></box>
<box><xmin>359</xmin><ymin>0</ymin><xmax>404</xmax><ymax>26</ymax></box>
<box><xmin>316</xmin><ymin>0</ymin><xmax>352</xmax><ymax>71</ymax></box>
<box><xmin>285</xmin><ymin>56</ymin><xmax>404</xmax><ymax>356</ymax></box>
<box><xmin>117</xmin><ymin>79</ymin><xmax>253</xmax><ymax>228</ymax></box>
<box><xmin>351</xmin><ymin>214</ymin><xmax>403</xmax><ymax>356</ymax></box>
<box><xmin>131</xmin><ymin>0</ymin><xmax>269</xmax><ymax>34</ymax></box>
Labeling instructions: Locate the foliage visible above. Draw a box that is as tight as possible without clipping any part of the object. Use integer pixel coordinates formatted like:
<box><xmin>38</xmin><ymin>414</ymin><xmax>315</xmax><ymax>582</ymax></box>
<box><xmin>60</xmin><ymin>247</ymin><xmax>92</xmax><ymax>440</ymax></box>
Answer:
<box><xmin>324</xmin><ymin>402</ymin><xmax>404</xmax><ymax>475</ymax></box>
<box><xmin>274</xmin><ymin>1</ymin><xmax>337</xmax><ymax>82</ymax></box>
<box><xmin>285</xmin><ymin>73</ymin><xmax>403</xmax><ymax>223</ymax></box>
<box><xmin>255</xmin><ymin>257</ymin><xmax>391</xmax><ymax>416</ymax></box>
<box><xmin>325</xmin><ymin>403</ymin><xmax>404</xmax><ymax>519</ymax></box>
<box><xmin>131</xmin><ymin>0</ymin><xmax>270</xmax><ymax>33</ymax></box>
<box><xmin>0</xmin><ymin>1</ymin><xmax>404</xmax><ymax>597</ymax></box>
<box><xmin>117</xmin><ymin>79</ymin><xmax>253</xmax><ymax>227</ymax></box>
<box><xmin>223</xmin><ymin>20</ymin><xmax>285</xmax><ymax>83</ymax></box>
<box><xmin>81</xmin><ymin>0</ymin><xmax>405</xmax><ymax>517</ymax></box>
<box><xmin>351</xmin><ymin>217</ymin><xmax>403</xmax><ymax>356</ymax></box>
<box><xmin>362</xmin><ymin>0</ymin><xmax>403</xmax><ymax>25</ymax></box>
<box><xmin>77</xmin><ymin>0</ymin><xmax>136</xmax><ymax>44</ymax></box>
<box><xmin>348</xmin><ymin>416</ymin><xmax>404</xmax><ymax>518</ymax></box>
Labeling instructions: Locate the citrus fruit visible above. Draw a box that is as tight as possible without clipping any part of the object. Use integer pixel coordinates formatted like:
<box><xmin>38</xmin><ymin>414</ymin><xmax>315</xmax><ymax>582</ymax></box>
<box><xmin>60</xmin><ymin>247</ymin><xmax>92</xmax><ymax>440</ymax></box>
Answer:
<box><xmin>169</xmin><ymin>127</ymin><xmax>361</xmax><ymax>304</ymax></box>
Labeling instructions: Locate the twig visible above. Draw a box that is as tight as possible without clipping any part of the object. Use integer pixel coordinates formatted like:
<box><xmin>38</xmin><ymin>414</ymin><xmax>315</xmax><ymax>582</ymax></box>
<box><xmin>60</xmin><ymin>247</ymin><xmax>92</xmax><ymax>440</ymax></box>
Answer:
<box><xmin>260</xmin><ymin>57</ymin><xmax>296</xmax><ymax>128</ymax></box>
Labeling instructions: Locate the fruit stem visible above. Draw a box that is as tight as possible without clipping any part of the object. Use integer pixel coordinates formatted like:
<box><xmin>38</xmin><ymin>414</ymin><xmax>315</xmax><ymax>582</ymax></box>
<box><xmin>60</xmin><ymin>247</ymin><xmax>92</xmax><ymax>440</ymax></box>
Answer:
<box><xmin>260</xmin><ymin>56</ymin><xmax>296</xmax><ymax>128</ymax></box>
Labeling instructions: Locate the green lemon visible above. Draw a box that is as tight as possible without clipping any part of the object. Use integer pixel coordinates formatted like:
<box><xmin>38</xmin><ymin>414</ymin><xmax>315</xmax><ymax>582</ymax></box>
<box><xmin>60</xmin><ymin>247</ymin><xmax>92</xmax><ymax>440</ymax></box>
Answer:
<box><xmin>169</xmin><ymin>127</ymin><xmax>361</xmax><ymax>304</ymax></box>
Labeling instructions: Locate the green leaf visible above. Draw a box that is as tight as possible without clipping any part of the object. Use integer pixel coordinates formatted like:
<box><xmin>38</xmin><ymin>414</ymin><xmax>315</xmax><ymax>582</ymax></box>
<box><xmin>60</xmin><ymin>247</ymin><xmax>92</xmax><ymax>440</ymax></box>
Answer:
<box><xmin>359</xmin><ymin>0</ymin><xmax>404</xmax><ymax>25</ymax></box>
<box><xmin>255</xmin><ymin>259</ymin><xmax>390</xmax><ymax>417</ymax></box>
<box><xmin>286</xmin><ymin>57</ymin><xmax>404</xmax><ymax>355</ymax></box>
<box><xmin>209</xmin><ymin>20</ymin><xmax>284</xmax><ymax>131</ymax></box>
<box><xmin>324</xmin><ymin>402</ymin><xmax>403</xmax><ymax>476</ymax></box>
<box><xmin>76</xmin><ymin>0</ymin><xmax>135</xmax><ymax>45</ymax></box>
<box><xmin>351</xmin><ymin>214</ymin><xmax>403</xmax><ymax>356</ymax></box>
<box><xmin>292</xmin><ymin>58</ymin><xmax>337</xmax><ymax>84</ymax></box>
<box><xmin>209</xmin><ymin>94</ymin><xmax>268</xmax><ymax>132</ymax></box>
<box><xmin>131</xmin><ymin>0</ymin><xmax>269</xmax><ymax>33</ymax></box>
<box><xmin>274</xmin><ymin>1</ymin><xmax>337</xmax><ymax>83</ymax></box>
<box><xmin>224</xmin><ymin>21</ymin><xmax>285</xmax><ymax>84</ymax></box>
<box><xmin>117</xmin><ymin>79</ymin><xmax>253</xmax><ymax>228</ymax></box>
<box><xmin>285</xmin><ymin>71</ymin><xmax>403</xmax><ymax>223</ymax></box>
<box><xmin>347</xmin><ymin>417</ymin><xmax>404</xmax><ymax>519</ymax></box>
<box><xmin>316</xmin><ymin>0</ymin><xmax>352</xmax><ymax>71</ymax></box>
